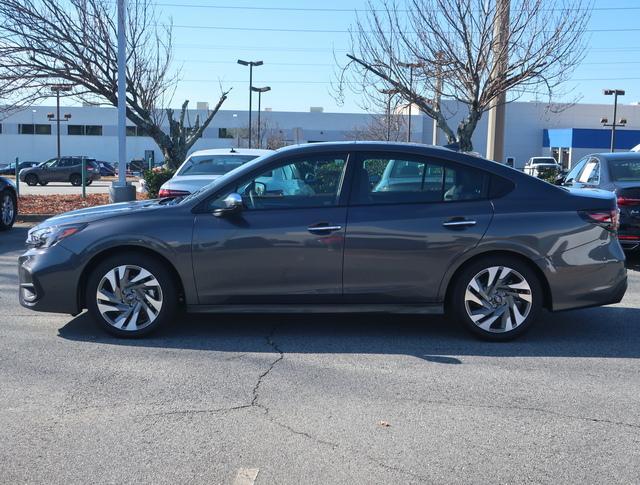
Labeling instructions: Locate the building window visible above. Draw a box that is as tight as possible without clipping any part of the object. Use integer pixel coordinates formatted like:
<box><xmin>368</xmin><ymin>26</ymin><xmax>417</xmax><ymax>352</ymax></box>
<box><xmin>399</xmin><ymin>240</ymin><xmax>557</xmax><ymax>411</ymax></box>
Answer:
<box><xmin>69</xmin><ymin>125</ymin><xmax>103</xmax><ymax>136</ymax></box>
<box><xmin>218</xmin><ymin>128</ymin><xmax>234</xmax><ymax>139</ymax></box>
<box><xmin>19</xmin><ymin>124</ymin><xmax>51</xmax><ymax>135</ymax></box>
<box><xmin>86</xmin><ymin>125</ymin><xmax>102</xmax><ymax>136</ymax></box>
<box><xmin>126</xmin><ymin>126</ymin><xmax>145</xmax><ymax>136</ymax></box>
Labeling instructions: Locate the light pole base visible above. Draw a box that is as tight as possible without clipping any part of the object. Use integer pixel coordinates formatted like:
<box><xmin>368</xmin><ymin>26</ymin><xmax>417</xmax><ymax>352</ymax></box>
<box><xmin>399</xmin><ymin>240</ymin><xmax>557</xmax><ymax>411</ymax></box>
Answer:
<box><xmin>109</xmin><ymin>182</ymin><xmax>136</xmax><ymax>203</ymax></box>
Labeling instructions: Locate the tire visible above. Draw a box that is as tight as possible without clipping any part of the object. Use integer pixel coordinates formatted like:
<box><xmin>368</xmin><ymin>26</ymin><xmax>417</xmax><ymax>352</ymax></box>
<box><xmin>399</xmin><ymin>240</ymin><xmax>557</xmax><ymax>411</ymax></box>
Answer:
<box><xmin>86</xmin><ymin>252</ymin><xmax>178</xmax><ymax>337</ymax></box>
<box><xmin>25</xmin><ymin>174</ymin><xmax>38</xmax><ymax>186</ymax></box>
<box><xmin>0</xmin><ymin>190</ymin><xmax>17</xmax><ymax>230</ymax></box>
<box><xmin>86</xmin><ymin>179</ymin><xmax>93</xmax><ymax>186</ymax></box>
<box><xmin>70</xmin><ymin>174</ymin><xmax>82</xmax><ymax>186</ymax></box>
<box><xmin>448</xmin><ymin>256</ymin><xmax>543</xmax><ymax>341</ymax></box>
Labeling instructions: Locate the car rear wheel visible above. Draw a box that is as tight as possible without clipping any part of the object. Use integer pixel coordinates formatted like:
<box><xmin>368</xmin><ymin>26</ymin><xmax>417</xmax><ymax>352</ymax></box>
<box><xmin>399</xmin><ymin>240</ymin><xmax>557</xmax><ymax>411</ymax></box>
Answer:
<box><xmin>86</xmin><ymin>253</ymin><xmax>177</xmax><ymax>337</ymax></box>
<box><xmin>70</xmin><ymin>174</ymin><xmax>81</xmax><ymax>186</ymax></box>
<box><xmin>0</xmin><ymin>190</ymin><xmax>17</xmax><ymax>230</ymax></box>
<box><xmin>25</xmin><ymin>174</ymin><xmax>38</xmax><ymax>186</ymax></box>
<box><xmin>449</xmin><ymin>256</ymin><xmax>542</xmax><ymax>341</ymax></box>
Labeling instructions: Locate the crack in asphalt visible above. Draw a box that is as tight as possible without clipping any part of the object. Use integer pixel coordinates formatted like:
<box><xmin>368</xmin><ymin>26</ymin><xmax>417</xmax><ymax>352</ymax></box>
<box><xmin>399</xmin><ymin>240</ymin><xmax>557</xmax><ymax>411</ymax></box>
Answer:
<box><xmin>407</xmin><ymin>398</ymin><xmax>640</xmax><ymax>430</ymax></box>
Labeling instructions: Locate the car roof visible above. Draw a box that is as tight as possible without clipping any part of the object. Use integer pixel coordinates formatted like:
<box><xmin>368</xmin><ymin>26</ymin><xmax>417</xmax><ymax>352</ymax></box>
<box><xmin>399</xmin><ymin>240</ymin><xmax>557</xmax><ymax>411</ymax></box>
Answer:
<box><xmin>189</xmin><ymin>148</ymin><xmax>273</xmax><ymax>157</ymax></box>
<box><xmin>591</xmin><ymin>151</ymin><xmax>640</xmax><ymax>161</ymax></box>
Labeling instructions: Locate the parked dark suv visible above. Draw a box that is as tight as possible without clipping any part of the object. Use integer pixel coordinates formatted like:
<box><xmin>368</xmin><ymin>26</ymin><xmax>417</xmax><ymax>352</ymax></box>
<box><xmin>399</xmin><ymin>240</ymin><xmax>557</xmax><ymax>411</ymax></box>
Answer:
<box><xmin>19</xmin><ymin>142</ymin><xmax>626</xmax><ymax>341</ymax></box>
<box><xmin>19</xmin><ymin>157</ymin><xmax>101</xmax><ymax>186</ymax></box>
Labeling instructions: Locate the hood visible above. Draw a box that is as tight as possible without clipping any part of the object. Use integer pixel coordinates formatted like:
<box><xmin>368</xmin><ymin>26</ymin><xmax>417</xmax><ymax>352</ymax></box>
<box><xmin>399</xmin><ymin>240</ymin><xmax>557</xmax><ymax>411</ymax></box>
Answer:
<box><xmin>161</xmin><ymin>175</ymin><xmax>221</xmax><ymax>193</ymax></box>
<box><xmin>36</xmin><ymin>199</ymin><xmax>166</xmax><ymax>228</ymax></box>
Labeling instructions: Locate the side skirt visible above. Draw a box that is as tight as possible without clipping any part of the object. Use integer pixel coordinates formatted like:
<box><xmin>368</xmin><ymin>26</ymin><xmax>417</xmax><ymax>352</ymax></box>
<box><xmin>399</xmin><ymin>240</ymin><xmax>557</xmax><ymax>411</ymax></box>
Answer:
<box><xmin>186</xmin><ymin>303</ymin><xmax>445</xmax><ymax>315</ymax></box>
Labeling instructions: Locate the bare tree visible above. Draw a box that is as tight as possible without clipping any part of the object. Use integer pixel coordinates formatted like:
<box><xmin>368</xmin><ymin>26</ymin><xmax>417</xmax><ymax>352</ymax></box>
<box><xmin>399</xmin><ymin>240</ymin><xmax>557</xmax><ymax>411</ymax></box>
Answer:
<box><xmin>336</xmin><ymin>0</ymin><xmax>590</xmax><ymax>152</ymax></box>
<box><xmin>0</xmin><ymin>0</ymin><xmax>229</xmax><ymax>169</ymax></box>
<box><xmin>346</xmin><ymin>111</ymin><xmax>408</xmax><ymax>142</ymax></box>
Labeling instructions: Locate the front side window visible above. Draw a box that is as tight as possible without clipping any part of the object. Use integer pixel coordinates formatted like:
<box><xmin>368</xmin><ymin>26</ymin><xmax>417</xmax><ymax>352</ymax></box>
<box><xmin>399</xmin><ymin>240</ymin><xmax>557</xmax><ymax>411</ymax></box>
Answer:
<box><xmin>178</xmin><ymin>155</ymin><xmax>256</xmax><ymax>176</ymax></box>
<box><xmin>578</xmin><ymin>159</ymin><xmax>600</xmax><ymax>184</ymax></box>
<box><xmin>210</xmin><ymin>154</ymin><xmax>347</xmax><ymax>210</ymax></box>
<box><xmin>565</xmin><ymin>158</ymin><xmax>588</xmax><ymax>184</ymax></box>
<box><xmin>352</xmin><ymin>155</ymin><xmax>486</xmax><ymax>205</ymax></box>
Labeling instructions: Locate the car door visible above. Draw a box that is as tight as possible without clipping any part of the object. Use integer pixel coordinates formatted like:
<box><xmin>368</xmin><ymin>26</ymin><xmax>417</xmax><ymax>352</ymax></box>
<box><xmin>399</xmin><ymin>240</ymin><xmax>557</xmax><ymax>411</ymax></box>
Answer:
<box><xmin>39</xmin><ymin>158</ymin><xmax>59</xmax><ymax>183</ymax></box>
<box><xmin>343</xmin><ymin>152</ymin><xmax>494</xmax><ymax>304</ymax></box>
<box><xmin>191</xmin><ymin>152</ymin><xmax>351</xmax><ymax>304</ymax></box>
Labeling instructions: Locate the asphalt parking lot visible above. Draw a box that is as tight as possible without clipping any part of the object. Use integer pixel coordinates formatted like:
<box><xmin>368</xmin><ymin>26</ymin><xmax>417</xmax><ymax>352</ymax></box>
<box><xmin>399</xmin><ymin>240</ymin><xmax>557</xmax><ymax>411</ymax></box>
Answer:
<box><xmin>1</xmin><ymin>225</ymin><xmax>639</xmax><ymax>484</ymax></box>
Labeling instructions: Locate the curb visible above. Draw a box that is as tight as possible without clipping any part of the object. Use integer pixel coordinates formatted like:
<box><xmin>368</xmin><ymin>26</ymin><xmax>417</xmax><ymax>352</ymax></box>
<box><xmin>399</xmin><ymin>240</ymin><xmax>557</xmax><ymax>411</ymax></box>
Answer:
<box><xmin>16</xmin><ymin>214</ymin><xmax>55</xmax><ymax>224</ymax></box>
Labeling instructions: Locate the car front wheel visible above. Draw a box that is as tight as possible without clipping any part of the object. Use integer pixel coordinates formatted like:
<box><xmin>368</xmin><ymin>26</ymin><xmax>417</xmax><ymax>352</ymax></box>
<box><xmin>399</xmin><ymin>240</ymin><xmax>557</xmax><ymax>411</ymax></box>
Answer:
<box><xmin>25</xmin><ymin>174</ymin><xmax>38</xmax><ymax>186</ymax></box>
<box><xmin>0</xmin><ymin>190</ymin><xmax>17</xmax><ymax>230</ymax></box>
<box><xmin>449</xmin><ymin>256</ymin><xmax>542</xmax><ymax>341</ymax></box>
<box><xmin>86</xmin><ymin>253</ymin><xmax>177</xmax><ymax>337</ymax></box>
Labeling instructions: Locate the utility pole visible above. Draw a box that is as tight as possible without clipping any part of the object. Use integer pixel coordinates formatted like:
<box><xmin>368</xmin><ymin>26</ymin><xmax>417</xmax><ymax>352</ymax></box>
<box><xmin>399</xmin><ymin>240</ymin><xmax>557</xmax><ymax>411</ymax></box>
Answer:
<box><xmin>110</xmin><ymin>0</ymin><xmax>135</xmax><ymax>202</ymax></box>
<box><xmin>602</xmin><ymin>89</ymin><xmax>626</xmax><ymax>152</ymax></box>
<box><xmin>237</xmin><ymin>60</ymin><xmax>264</xmax><ymax>148</ymax></box>
<box><xmin>486</xmin><ymin>0</ymin><xmax>510</xmax><ymax>161</ymax></box>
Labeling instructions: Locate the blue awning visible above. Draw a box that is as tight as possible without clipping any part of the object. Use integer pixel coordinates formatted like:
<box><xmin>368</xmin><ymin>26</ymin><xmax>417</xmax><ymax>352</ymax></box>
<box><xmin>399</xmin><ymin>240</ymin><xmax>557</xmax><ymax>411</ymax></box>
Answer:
<box><xmin>543</xmin><ymin>128</ymin><xmax>640</xmax><ymax>150</ymax></box>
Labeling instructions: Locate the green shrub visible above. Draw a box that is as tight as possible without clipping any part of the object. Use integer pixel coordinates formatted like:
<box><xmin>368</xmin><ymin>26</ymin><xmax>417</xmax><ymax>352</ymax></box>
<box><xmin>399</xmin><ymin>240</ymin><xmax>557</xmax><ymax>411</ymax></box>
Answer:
<box><xmin>143</xmin><ymin>169</ymin><xmax>175</xmax><ymax>198</ymax></box>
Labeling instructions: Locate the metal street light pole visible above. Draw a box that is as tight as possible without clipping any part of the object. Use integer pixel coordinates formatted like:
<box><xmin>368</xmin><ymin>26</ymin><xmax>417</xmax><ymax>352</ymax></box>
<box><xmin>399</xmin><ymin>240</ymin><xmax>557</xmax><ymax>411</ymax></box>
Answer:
<box><xmin>238</xmin><ymin>59</ymin><xmax>263</xmax><ymax>148</ymax></box>
<box><xmin>49</xmin><ymin>85</ymin><xmax>73</xmax><ymax>164</ymax></box>
<box><xmin>603</xmin><ymin>89</ymin><xmax>625</xmax><ymax>152</ymax></box>
<box><xmin>380</xmin><ymin>88</ymin><xmax>400</xmax><ymax>141</ymax></box>
<box><xmin>398</xmin><ymin>62</ymin><xmax>423</xmax><ymax>143</ymax></box>
<box><xmin>251</xmin><ymin>86</ymin><xmax>271</xmax><ymax>148</ymax></box>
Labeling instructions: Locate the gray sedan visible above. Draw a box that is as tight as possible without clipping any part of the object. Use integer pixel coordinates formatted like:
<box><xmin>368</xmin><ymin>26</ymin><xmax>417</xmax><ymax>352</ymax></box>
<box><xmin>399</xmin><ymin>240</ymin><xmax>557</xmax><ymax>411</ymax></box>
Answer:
<box><xmin>19</xmin><ymin>142</ymin><xmax>627</xmax><ymax>341</ymax></box>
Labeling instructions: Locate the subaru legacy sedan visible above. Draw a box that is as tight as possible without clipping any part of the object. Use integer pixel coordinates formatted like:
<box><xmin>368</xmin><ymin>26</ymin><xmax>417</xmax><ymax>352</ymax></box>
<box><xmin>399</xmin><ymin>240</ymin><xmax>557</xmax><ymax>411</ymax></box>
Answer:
<box><xmin>19</xmin><ymin>142</ymin><xmax>627</xmax><ymax>341</ymax></box>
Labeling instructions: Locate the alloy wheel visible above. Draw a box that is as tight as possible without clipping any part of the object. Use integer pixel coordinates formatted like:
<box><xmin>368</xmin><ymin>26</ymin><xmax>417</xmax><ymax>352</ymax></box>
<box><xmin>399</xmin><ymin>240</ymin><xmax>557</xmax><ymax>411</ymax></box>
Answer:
<box><xmin>96</xmin><ymin>265</ymin><xmax>163</xmax><ymax>331</ymax></box>
<box><xmin>463</xmin><ymin>266</ymin><xmax>533</xmax><ymax>333</ymax></box>
<box><xmin>1</xmin><ymin>193</ymin><xmax>15</xmax><ymax>226</ymax></box>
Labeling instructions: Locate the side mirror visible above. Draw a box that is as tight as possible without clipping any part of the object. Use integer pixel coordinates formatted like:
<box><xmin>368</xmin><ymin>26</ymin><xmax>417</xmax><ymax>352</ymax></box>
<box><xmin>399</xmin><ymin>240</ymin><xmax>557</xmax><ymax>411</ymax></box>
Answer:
<box><xmin>214</xmin><ymin>193</ymin><xmax>243</xmax><ymax>217</ymax></box>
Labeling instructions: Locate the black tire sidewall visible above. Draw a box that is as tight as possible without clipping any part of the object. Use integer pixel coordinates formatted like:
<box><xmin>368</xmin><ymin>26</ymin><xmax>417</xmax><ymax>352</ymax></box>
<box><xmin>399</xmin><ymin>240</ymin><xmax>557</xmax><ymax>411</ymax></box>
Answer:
<box><xmin>70</xmin><ymin>174</ymin><xmax>81</xmax><ymax>186</ymax></box>
<box><xmin>25</xmin><ymin>174</ymin><xmax>38</xmax><ymax>186</ymax></box>
<box><xmin>86</xmin><ymin>253</ymin><xmax>177</xmax><ymax>337</ymax></box>
<box><xmin>0</xmin><ymin>189</ymin><xmax>17</xmax><ymax>230</ymax></box>
<box><xmin>449</xmin><ymin>256</ymin><xmax>543</xmax><ymax>341</ymax></box>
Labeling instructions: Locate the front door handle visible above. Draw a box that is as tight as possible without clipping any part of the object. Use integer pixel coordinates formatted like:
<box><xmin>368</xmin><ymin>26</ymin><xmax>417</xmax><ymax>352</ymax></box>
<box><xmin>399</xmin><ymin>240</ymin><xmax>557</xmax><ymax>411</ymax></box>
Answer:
<box><xmin>308</xmin><ymin>224</ymin><xmax>342</xmax><ymax>234</ymax></box>
<box><xmin>442</xmin><ymin>219</ymin><xmax>477</xmax><ymax>228</ymax></box>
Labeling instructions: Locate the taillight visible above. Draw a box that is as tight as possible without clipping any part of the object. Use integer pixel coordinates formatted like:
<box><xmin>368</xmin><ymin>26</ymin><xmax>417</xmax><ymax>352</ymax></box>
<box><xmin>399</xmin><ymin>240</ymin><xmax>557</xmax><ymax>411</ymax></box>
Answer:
<box><xmin>578</xmin><ymin>209</ymin><xmax>619</xmax><ymax>232</ymax></box>
<box><xmin>617</xmin><ymin>196</ymin><xmax>640</xmax><ymax>206</ymax></box>
<box><xmin>158</xmin><ymin>188</ymin><xmax>190</xmax><ymax>198</ymax></box>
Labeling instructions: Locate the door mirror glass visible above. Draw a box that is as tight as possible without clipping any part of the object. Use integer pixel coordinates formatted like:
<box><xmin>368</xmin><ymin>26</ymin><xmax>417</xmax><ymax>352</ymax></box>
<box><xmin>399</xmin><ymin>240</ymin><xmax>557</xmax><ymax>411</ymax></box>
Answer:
<box><xmin>214</xmin><ymin>193</ymin><xmax>243</xmax><ymax>217</ymax></box>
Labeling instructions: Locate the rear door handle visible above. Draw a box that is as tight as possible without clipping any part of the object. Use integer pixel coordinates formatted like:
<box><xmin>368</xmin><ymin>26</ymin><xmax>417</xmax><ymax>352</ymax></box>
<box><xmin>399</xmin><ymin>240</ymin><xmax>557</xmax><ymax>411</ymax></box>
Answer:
<box><xmin>442</xmin><ymin>219</ymin><xmax>477</xmax><ymax>228</ymax></box>
<box><xmin>308</xmin><ymin>224</ymin><xmax>342</xmax><ymax>234</ymax></box>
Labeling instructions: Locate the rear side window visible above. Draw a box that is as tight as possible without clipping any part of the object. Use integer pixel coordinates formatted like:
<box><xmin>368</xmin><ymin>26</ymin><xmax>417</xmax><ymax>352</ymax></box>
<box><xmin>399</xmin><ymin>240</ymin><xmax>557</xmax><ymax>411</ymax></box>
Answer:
<box><xmin>489</xmin><ymin>176</ymin><xmax>515</xmax><ymax>199</ymax></box>
<box><xmin>351</xmin><ymin>154</ymin><xmax>487</xmax><ymax>205</ymax></box>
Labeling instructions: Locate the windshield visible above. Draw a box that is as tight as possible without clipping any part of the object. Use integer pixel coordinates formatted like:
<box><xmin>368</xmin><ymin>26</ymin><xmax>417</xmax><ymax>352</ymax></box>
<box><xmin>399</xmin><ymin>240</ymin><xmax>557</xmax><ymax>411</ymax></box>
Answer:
<box><xmin>177</xmin><ymin>154</ymin><xmax>256</xmax><ymax>176</ymax></box>
<box><xmin>609</xmin><ymin>159</ymin><xmax>640</xmax><ymax>182</ymax></box>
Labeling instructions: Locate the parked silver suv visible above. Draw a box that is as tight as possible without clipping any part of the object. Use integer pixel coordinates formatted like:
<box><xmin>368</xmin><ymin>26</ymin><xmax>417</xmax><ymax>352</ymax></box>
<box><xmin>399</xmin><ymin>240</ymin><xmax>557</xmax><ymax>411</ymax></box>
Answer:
<box><xmin>19</xmin><ymin>157</ymin><xmax>101</xmax><ymax>186</ymax></box>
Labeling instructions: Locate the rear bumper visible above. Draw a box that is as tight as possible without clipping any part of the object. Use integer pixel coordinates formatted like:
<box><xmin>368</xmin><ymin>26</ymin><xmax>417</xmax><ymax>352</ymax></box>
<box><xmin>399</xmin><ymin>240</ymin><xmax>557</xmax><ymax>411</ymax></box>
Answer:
<box><xmin>18</xmin><ymin>244</ymin><xmax>82</xmax><ymax>315</ymax></box>
<box><xmin>541</xmin><ymin>236</ymin><xmax>627</xmax><ymax>312</ymax></box>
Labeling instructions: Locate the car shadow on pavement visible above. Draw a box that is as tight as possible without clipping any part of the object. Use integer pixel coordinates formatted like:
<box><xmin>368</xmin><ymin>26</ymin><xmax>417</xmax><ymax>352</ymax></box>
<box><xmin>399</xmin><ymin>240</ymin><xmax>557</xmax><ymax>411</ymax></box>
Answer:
<box><xmin>58</xmin><ymin>305</ymin><xmax>640</xmax><ymax>360</ymax></box>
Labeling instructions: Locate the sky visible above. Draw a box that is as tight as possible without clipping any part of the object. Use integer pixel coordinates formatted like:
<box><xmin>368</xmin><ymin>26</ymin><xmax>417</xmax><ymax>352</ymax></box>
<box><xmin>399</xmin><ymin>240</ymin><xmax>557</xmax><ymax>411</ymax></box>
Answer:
<box><xmin>75</xmin><ymin>0</ymin><xmax>640</xmax><ymax>112</ymax></box>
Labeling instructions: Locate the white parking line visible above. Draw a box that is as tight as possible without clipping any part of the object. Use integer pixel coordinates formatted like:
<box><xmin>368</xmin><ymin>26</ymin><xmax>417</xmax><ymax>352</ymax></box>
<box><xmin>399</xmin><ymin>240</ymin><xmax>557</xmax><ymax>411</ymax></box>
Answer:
<box><xmin>232</xmin><ymin>468</ymin><xmax>259</xmax><ymax>485</ymax></box>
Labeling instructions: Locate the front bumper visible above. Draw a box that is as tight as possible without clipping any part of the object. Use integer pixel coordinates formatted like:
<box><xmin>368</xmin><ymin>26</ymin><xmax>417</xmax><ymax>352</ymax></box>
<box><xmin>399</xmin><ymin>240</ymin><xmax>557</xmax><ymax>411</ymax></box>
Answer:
<box><xmin>18</xmin><ymin>243</ymin><xmax>83</xmax><ymax>315</ymax></box>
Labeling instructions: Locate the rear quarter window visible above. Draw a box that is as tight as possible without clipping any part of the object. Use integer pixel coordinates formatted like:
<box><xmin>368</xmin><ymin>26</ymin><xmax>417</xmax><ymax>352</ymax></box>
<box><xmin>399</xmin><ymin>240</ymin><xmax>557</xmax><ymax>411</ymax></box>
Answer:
<box><xmin>489</xmin><ymin>175</ymin><xmax>515</xmax><ymax>199</ymax></box>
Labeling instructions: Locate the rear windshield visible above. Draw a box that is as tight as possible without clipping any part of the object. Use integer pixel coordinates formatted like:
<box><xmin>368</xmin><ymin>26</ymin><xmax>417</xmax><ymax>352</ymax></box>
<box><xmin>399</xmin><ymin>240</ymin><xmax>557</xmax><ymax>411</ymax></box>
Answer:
<box><xmin>609</xmin><ymin>159</ymin><xmax>640</xmax><ymax>182</ymax></box>
<box><xmin>178</xmin><ymin>155</ymin><xmax>256</xmax><ymax>176</ymax></box>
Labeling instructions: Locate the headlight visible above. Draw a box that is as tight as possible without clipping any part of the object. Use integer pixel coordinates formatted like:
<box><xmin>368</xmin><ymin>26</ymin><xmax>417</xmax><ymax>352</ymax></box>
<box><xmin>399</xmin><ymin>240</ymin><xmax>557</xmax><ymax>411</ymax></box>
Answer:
<box><xmin>26</xmin><ymin>223</ymin><xmax>87</xmax><ymax>249</ymax></box>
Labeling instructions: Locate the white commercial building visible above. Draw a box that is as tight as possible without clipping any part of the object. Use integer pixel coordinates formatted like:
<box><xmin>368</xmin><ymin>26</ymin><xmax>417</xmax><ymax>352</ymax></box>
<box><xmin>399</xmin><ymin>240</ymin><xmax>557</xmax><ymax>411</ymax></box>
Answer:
<box><xmin>1</xmin><ymin>100</ymin><xmax>639</xmax><ymax>170</ymax></box>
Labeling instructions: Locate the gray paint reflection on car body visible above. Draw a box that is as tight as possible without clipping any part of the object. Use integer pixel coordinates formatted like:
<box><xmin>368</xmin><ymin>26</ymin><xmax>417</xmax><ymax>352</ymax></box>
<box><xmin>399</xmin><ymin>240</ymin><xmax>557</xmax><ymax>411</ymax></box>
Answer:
<box><xmin>18</xmin><ymin>142</ymin><xmax>626</xmax><ymax>323</ymax></box>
